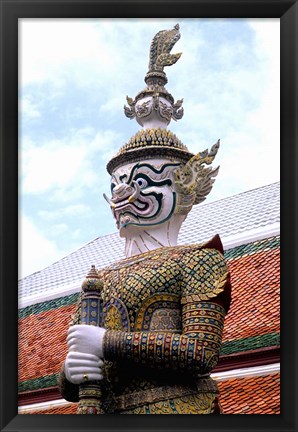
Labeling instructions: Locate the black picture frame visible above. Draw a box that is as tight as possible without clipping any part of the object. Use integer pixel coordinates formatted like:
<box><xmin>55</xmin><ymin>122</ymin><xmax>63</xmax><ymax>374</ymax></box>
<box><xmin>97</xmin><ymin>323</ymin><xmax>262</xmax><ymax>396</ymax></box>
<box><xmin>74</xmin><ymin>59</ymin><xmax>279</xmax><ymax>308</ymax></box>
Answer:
<box><xmin>1</xmin><ymin>1</ymin><xmax>297</xmax><ymax>431</ymax></box>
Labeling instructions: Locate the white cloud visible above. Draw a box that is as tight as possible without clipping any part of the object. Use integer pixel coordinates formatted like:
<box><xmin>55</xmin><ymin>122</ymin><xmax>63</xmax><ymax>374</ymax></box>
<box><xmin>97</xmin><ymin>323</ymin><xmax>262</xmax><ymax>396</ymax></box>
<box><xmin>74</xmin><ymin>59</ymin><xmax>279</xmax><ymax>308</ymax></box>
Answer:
<box><xmin>19</xmin><ymin>215</ymin><xmax>67</xmax><ymax>278</ymax></box>
<box><xmin>38</xmin><ymin>203</ymin><xmax>91</xmax><ymax>221</ymax></box>
<box><xmin>21</xmin><ymin>138</ymin><xmax>93</xmax><ymax>194</ymax></box>
<box><xmin>21</xmin><ymin>128</ymin><xmax>120</xmax><ymax>199</ymax></box>
<box><xmin>20</xmin><ymin>97</ymin><xmax>41</xmax><ymax>119</ymax></box>
<box><xmin>19</xmin><ymin>18</ymin><xmax>160</xmax><ymax>91</ymax></box>
<box><xmin>249</xmin><ymin>19</ymin><xmax>280</xmax><ymax>63</ymax></box>
<box><xmin>48</xmin><ymin>223</ymin><xmax>69</xmax><ymax>236</ymax></box>
<box><xmin>19</xmin><ymin>19</ymin><xmax>115</xmax><ymax>87</ymax></box>
<box><xmin>248</xmin><ymin>19</ymin><xmax>280</xmax><ymax>156</ymax></box>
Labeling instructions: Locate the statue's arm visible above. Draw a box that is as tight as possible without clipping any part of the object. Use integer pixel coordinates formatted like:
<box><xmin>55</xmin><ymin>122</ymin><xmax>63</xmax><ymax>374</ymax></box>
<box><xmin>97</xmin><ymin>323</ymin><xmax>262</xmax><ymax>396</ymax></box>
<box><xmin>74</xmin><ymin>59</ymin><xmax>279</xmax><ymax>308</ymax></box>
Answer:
<box><xmin>103</xmin><ymin>249</ymin><xmax>231</xmax><ymax>374</ymax></box>
<box><xmin>103</xmin><ymin>301</ymin><xmax>226</xmax><ymax>374</ymax></box>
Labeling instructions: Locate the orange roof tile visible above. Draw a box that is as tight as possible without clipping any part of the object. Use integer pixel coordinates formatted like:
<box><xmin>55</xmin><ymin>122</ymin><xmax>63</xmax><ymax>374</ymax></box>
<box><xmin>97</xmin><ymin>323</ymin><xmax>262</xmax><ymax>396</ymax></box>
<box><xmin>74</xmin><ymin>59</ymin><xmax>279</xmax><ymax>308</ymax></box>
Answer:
<box><xmin>18</xmin><ymin>305</ymin><xmax>73</xmax><ymax>382</ymax></box>
<box><xmin>224</xmin><ymin>248</ymin><xmax>280</xmax><ymax>341</ymax></box>
<box><xmin>22</xmin><ymin>403</ymin><xmax>78</xmax><ymax>414</ymax></box>
<box><xmin>22</xmin><ymin>373</ymin><xmax>280</xmax><ymax>414</ymax></box>
<box><xmin>219</xmin><ymin>372</ymin><xmax>280</xmax><ymax>414</ymax></box>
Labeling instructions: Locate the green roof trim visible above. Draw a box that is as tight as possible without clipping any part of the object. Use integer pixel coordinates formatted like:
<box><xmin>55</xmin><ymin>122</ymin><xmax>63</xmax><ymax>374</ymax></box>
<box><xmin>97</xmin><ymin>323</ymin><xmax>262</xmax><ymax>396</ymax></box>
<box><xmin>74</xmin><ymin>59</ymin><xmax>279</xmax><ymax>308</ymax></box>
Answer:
<box><xmin>19</xmin><ymin>373</ymin><xmax>59</xmax><ymax>393</ymax></box>
<box><xmin>19</xmin><ymin>292</ymin><xmax>80</xmax><ymax>320</ymax></box>
<box><xmin>224</xmin><ymin>235</ymin><xmax>279</xmax><ymax>261</ymax></box>
<box><xmin>18</xmin><ymin>235</ymin><xmax>280</xmax><ymax>320</ymax></box>
<box><xmin>19</xmin><ymin>332</ymin><xmax>280</xmax><ymax>393</ymax></box>
<box><xmin>220</xmin><ymin>332</ymin><xmax>280</xmax><ymax>355</ymax></box>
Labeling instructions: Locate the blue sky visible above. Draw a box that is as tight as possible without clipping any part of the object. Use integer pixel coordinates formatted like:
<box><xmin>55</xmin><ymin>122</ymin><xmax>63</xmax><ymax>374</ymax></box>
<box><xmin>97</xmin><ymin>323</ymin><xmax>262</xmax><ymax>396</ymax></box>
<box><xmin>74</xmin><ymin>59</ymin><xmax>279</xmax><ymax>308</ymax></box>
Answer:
<box><xmin>19</xmin><ymin>18</ymin><xmax>280</xmax><ymax>279</ymax></box>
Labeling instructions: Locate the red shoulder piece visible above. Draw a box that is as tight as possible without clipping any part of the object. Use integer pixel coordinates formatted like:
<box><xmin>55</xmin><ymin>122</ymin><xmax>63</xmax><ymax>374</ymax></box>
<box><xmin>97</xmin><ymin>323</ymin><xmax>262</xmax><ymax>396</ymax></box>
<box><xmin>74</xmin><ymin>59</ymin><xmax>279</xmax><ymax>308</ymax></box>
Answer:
<box><xmin>202</xmin><ymin>235</ymin><xmax>232</xmax><ymax>313</ymax></box>
<box><xmin>202</xmin><ymin>234</ymin><xmax>224</xmax><ymax>255</ymax></box>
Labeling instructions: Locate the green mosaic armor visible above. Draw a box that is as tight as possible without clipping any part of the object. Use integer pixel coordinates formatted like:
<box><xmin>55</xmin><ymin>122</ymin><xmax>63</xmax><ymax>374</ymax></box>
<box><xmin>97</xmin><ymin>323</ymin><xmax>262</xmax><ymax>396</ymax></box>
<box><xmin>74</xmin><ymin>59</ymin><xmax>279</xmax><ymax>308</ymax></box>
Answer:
<box><xmin>59</xmin><ymin>235</ymin><xmax>231</xmax><ymax>414</ymax></box>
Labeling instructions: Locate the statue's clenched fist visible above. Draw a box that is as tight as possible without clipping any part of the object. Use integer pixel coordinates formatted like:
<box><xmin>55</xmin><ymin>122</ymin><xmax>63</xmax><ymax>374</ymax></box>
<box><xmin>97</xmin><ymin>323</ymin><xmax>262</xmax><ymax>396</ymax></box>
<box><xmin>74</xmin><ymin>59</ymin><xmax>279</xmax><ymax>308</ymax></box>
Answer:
<box><xmin>67</xmin><ymin>324</ymin><xmax>106</xmax><ymax>358</ymax></box>
<box><xmin>64</xmin><ymin>352</ymin><xmax>104</xmax><ymax>384</ymax></box>
<box><xmin>64</xmin><ymin>324</ymin><xmax>106</xmax><ymax>384</ymax></box>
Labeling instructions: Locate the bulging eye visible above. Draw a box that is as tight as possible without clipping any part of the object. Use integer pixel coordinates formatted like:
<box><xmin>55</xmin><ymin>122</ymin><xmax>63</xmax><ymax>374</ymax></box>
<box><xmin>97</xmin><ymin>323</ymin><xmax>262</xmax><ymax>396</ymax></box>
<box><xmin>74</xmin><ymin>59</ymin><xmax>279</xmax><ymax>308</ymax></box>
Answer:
<box><xmin>136</xmin><ymin>178</ymin><xmax>148</xmax><ymax>189</ymax></box>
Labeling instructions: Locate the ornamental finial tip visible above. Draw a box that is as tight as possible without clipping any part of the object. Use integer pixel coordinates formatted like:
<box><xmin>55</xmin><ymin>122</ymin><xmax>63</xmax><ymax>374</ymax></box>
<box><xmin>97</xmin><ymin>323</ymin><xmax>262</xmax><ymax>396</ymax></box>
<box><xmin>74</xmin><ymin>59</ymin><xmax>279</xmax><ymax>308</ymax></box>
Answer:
<box><xmin>123</xmin><ymin>24</ymin><xmax>184</xmax><ymax>129</ymax></box>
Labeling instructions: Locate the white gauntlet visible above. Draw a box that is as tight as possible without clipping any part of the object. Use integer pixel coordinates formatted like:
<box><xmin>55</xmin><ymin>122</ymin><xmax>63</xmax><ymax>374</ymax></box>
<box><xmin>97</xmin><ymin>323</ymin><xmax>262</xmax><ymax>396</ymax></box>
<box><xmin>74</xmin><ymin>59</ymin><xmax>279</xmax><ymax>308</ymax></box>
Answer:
<box><xmin>64</xmin><ymin>324</ymin><xmax>106</xmax><ymax>385</ymax></box>
<box><xmin>64</xmin><ymin>352</ymin><xmax>104</xmax><ymax>384</ymax></box>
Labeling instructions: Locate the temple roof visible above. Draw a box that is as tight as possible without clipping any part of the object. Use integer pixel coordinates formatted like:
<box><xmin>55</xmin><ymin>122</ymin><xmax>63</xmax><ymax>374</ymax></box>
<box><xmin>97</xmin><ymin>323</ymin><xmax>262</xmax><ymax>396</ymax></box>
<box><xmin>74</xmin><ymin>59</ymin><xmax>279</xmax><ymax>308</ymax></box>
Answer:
<box><xmin>19</xmin><ymin>181</ymin><xmax>280</xmax><ymax>301</ymax></box>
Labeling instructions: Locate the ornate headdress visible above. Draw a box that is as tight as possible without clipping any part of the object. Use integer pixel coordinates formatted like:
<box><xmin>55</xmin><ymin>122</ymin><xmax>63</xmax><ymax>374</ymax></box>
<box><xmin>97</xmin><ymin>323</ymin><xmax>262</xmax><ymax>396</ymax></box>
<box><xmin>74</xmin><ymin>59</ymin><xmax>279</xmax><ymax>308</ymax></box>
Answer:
<box><xmin>107</xmin><ymin>24</ymin><xmax>219</xmax><ymax>206</ymax></box>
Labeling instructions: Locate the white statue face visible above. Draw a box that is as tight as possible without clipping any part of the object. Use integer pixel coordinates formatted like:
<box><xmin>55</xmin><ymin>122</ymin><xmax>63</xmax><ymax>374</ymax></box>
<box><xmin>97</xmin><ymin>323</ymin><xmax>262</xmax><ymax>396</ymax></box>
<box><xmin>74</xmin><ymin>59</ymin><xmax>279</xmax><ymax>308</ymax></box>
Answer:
<box><xmin>104</xmin><ymin>158</ymin><xmax>181</xmax><ymax>233</ymax></box>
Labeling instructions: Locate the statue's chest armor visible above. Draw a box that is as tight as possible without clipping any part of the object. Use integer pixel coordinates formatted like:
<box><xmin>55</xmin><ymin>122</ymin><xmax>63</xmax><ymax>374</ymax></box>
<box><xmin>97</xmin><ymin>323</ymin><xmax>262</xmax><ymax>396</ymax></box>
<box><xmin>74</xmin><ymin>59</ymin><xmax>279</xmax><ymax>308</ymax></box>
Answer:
<box><xmin>100</xmin><ymin>249</ymin><xmax>182</xmax><ymax>332</ymax></box>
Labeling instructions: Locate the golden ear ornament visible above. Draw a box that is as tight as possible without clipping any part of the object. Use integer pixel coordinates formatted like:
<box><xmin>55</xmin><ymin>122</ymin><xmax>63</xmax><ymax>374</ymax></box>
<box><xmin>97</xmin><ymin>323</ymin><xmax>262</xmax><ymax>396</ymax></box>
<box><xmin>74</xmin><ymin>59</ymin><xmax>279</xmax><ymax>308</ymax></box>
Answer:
<box><xmin>174</xmin><ymin>140</ymin><xmax>220</xmax><ymax>213</ymax></box>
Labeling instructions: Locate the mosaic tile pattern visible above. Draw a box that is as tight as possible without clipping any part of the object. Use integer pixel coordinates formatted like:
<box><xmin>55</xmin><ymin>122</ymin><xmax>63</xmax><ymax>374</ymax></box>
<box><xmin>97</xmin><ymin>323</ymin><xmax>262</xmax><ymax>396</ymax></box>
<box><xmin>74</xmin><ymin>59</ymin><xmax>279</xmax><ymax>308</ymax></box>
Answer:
<box><xmin>18</xmin><ymin>329</ymin><xmax>280</xmax><ymax>393</ymax></box>
<box><xmin>18</xmin><ymin>235</ymin><xmax>279</xmax><ymax>321</ymax></box>
<box><xmin>18</xmin><ymin>236</ymin><xmax>279</xmax><ymax>321</ymax></box>
<box><xmin>19</xmin><ymin>182</ymin><xmax>280</xmax><ymax>299</ymax></box>
<box><xmin>21</xmin><ymin>372</ymin><xmax>280</xmax><ymax>414</ymax></box>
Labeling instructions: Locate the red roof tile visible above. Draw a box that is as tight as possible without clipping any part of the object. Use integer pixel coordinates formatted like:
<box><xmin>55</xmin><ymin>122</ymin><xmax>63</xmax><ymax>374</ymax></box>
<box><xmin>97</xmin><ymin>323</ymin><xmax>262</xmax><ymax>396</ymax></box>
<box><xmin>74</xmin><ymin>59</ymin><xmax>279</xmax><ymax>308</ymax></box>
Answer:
<box><xmin>22</xmin><ymin>403</ymin><xmax>78</xmax><ymax>414</ymax></box>
<box><xmin>18</xmin><ymin>305</ymin><xmax>73</xmax><ymax>382</ymax></box>
<box><xmin>219</xmin><ymin>372</ymin><xmax>280</xmax><ymax>414</ymax></box>
<box><xmin>224</xmin><ymin>248</ymin><xmax>280</xmax><ymax>341</ymax></box>
<box><xmin>22</xmin><ymin>373</ymin><xmax>280</xmax><ymax>414</ymax></box>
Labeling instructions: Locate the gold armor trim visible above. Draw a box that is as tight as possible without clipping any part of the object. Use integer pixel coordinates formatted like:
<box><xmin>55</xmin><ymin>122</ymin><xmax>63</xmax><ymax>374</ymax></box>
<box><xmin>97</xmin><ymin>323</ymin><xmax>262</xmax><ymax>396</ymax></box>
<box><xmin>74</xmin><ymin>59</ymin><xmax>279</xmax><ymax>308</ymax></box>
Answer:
<box><xmin>134</xmin><ymin>293</ymin><xmax>180</xmax><ymax>331</ymax></box>
<box><xmin>120</xmin><ymin>392</ymin><xmax>218</xmax><ymax>414</ymax></box>
<box><xmin>116</xmin><ymin>377</ymin><xmax>218</xmax><ymax>411</ymax></box>
<box><xmin>181</xmin><ymin>272</ymin><xmax>229</xmax><ymax>303</ymax></box>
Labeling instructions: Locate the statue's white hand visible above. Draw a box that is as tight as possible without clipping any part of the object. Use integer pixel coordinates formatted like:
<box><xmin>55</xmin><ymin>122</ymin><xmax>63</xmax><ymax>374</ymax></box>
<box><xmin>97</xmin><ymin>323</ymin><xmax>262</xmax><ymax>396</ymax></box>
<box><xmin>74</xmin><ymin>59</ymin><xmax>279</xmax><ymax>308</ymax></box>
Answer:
<box><xmin>64</xmin><ymin>351</ymin><xmax>103</xmax><ymax>384</ymax></box>
<box><xmin>67</xmin><ymin>324</ymin><xmax>106</xmax><ymax>359</ymax></box>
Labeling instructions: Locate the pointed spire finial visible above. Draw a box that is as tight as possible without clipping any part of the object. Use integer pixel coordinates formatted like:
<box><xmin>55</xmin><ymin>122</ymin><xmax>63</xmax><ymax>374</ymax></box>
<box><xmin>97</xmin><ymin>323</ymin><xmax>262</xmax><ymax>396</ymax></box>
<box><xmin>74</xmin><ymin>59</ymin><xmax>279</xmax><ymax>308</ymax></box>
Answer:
<box><xmin>82</xmin><ymin>265</ymin><xmax>104</xmax><ymax>292</ymax></box>
<box><xmin>145</xmin><ymin>23</ymin><xmax>182</xmax><ymax>86</ymax></box>
<box><xmin>123</xmin><ymin>24</ymin><xmax>184</xmax><ymax>129</ymax></box>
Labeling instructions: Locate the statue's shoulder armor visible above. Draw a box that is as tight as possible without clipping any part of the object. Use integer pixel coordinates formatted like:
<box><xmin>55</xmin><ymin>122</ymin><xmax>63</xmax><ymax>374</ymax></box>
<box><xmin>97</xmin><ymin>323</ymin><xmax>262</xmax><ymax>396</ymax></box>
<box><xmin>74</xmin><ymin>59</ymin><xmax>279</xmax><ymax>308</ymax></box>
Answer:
<box><xmin>180</xmin><ymin>235</ymin><xmax>229</xmax><ymax>304</ymax></box>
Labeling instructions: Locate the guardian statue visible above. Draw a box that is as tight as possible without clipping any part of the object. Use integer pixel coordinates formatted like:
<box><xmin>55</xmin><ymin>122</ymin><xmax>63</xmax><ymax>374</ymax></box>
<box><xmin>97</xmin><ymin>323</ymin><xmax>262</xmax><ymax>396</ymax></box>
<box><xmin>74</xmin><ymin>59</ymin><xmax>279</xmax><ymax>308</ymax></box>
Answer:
<box><xmin>59</xmin><ymin>24</ymin><xmax>231</xmax><ymax>415</ymax></box>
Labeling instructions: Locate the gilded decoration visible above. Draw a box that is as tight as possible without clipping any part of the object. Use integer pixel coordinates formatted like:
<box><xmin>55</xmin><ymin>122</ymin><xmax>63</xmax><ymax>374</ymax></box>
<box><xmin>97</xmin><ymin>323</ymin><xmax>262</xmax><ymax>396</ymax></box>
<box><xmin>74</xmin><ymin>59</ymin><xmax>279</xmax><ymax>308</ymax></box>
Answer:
<box><xmin>174</xmin><ymin>140</ymin><xmax>220</xmax><ymax>207</ymax></box>
<box><xmin>107</xmin><ymin>128</ymin><xmax>192</xmax><ymax>174</ymax></box>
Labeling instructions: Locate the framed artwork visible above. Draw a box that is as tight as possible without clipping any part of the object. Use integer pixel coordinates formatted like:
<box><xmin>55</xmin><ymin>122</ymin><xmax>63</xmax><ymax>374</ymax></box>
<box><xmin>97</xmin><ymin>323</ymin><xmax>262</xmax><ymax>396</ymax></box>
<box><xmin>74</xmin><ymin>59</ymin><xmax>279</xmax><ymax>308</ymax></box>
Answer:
<box><xmin>1</xmin><ymin>1</ymin><xmax>296</xmax><ymax>431</ymax></box>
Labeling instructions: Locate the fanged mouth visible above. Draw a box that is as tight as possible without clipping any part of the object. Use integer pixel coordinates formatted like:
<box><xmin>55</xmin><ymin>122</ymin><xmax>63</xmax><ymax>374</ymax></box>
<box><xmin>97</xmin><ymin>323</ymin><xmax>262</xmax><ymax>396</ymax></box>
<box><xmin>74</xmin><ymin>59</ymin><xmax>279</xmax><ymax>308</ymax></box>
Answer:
<box><xmin>114</xmin><ymin>199</ymin><xmax>149</xmax><ymax>212</ymax></box>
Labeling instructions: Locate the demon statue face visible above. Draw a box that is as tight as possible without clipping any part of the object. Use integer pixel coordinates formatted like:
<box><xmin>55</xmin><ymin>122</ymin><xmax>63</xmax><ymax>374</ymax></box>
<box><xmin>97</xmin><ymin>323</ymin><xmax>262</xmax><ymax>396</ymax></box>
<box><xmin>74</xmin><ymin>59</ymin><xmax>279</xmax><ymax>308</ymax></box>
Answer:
<box><xmin>104</xmin><ymin>158</ymin><xmax>180</xmax><ymax>233</ymax></box>
<box><xmin>104</xmin><ymin>141</ymin><xmax>220</xmax><ymax>250</ymax></box>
